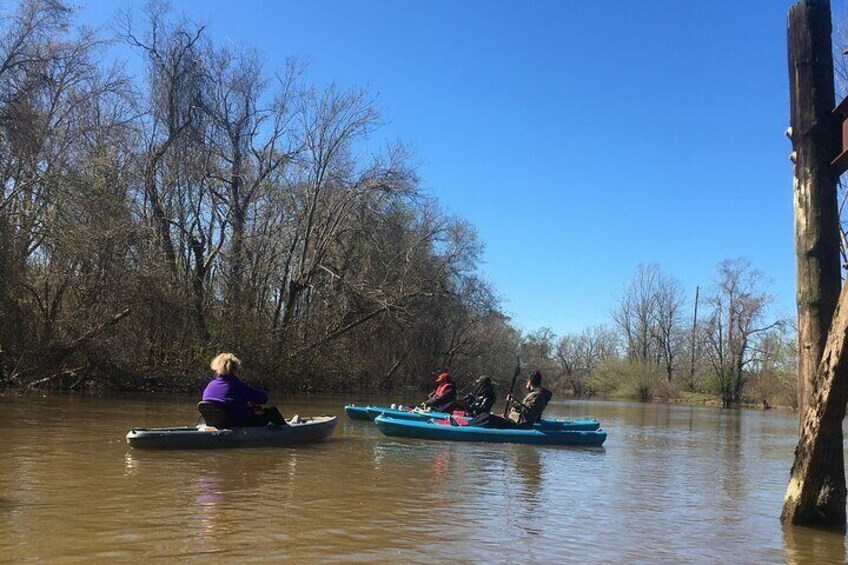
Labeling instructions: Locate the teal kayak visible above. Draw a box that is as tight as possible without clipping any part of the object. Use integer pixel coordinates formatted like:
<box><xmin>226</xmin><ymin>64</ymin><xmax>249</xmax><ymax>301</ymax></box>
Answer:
<box><xmin>351</xmin><ymin>405</ymin><xmax>601</xmax><ymax>431</ymax></box>
<box><xmin>368</xmin><ymin>406</ymin><xmax>601</xmax><ymax>431</ymax></box>
<box><xmin>345</xmin><ymin>404</ymin><xmax>434</xmax><ymax>421</ymax></box>
<box><xmin>126</xmin><ymin>416</ymin><xmax>337</xmax><ymax>449</ymax></box>
<box><xmin>344</xmin><ymin>405</ymin><xmax>373</xmax><ymax>420</ymax></box>
<box><xmin>365</xmin><ymin>406</ymin><xmax>452</xmax><ymax>421</ymax></box>
<box><xmin>374</xmin><ymin>415</ymin><xmax>607</xmax><ymax>446</ymax></box>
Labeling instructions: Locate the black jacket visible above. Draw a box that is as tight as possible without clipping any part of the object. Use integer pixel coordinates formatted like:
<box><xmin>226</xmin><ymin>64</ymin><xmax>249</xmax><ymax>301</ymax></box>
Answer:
<box><xmin>465</xmin><ymin>379</ymin><xmax>496</xmax><ymax>415</ymax></box>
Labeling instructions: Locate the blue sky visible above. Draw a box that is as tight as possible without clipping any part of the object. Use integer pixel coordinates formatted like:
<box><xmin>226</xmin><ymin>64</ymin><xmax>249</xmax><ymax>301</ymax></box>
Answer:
<box><xmin>77</xmin><ymin>0</ymin><xmax>810</xmax><ymax>335</ymax></box>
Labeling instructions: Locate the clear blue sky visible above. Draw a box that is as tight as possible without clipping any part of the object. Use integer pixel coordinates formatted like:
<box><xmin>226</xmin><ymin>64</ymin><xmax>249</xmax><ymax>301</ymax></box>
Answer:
<box><xmin>78</xmin><ymin>0</ymin><xmax>809</xmax><ymax>335</ymax></box>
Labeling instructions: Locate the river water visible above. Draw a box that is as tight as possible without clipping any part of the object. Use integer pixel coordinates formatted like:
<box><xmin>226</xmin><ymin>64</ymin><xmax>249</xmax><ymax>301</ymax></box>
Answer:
<box><xmin>0</xmin><ymin>393</ymin><xmax>846</xmax><ymax>563</ymax></box>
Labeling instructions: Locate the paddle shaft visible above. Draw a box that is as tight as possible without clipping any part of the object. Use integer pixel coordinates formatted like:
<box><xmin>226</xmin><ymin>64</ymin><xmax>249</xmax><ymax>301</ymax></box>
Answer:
<box><xmin>502</xmin><ymin>356</ymin><xmax>522</xmax><ymax>417</ymax></box>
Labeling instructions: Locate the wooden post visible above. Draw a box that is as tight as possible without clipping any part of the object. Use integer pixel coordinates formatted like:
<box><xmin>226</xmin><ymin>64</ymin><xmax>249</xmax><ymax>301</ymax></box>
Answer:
<box><xmin>781</xmin><ymin>0</ymin><xmax>845</xmax><ymax>530</ymax></box>
<box><xmin>689</xmin><ymin>285</ymin><xmax>699</xmax><ymax>391</ymax></box>
<box><xmin>782</xmin><ymin>277</ymin><xmax>848</xmax><ymax>529</ymax></box>
<box><xmin>789</xmin><ymin>0</ymin><xmax>841</xmax><ymax>426</ymax></box>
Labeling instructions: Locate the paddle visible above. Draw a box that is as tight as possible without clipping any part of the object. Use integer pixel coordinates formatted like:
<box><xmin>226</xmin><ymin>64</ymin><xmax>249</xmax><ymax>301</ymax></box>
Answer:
<box><xmin>502</xmin><ymin>356</ymin><xmax>522</xmax><ymax>417</ymax></box>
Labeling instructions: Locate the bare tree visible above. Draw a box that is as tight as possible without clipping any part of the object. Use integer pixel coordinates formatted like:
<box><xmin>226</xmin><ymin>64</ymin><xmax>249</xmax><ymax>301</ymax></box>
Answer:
<box><xmin>121</xmin><ymin>3</ymin><xmax>207</xmax><ymax>277</ymax></box>
<box><xmin>275</xmin><ymin>87</ymin><xmax>413</xmax><ymax>334</ymax></box>
<box><xmin>613</xmin><ymin>264</ymin><xmax>659</xmax><ymax>363</ymax></box>
<box><xmin>520</xmin><ymin>327</ymin><xmax>558</xmax><ymax>386</ymax></box>
<box><xmin>556</xmin><ymin>325</ymin><xmax>618</xmax><ymax>396</ymax></box>
<box><xmin>653</xmin><ymin>271</ymin><xmax>684</xmax><ymax>383</ymax></box>
<box><xmin>703</xmin><ymin>258</ymin><xmax>780</xmax><ymax>407</ymax></box>
<box><xmin>0</xmin><ymin>0</ymin><xmax>522</xmax><ymax>395</ymax></box>
<box><xmin>747</xmin><ymin>326</ymin><xmax>797</xmax><ymax>410</ymax></box>
<box><xmin>202</xmin><ymin>46</ymin><xmax>299</xmax><ymax>320</ymax></box>
<box><xmin>0</xmin><ymin>0</ymin><xmax>148</xmax><ymax>389</ymax></box>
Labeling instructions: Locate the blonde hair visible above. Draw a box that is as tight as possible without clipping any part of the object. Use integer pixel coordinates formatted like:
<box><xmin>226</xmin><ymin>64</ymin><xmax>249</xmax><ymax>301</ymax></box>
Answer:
<box><xmin>210</xmin><ymin>353</ymin><xmax>241</xmax><ymax>375</ymax></box>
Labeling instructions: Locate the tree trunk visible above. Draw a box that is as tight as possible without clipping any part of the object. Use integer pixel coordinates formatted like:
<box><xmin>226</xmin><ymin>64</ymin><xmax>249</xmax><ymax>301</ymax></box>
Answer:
<box><xmin>189</xmin><ymin>234</ymin><xmax>209</xmax><ymax>341</ymax></box>
<box><xmin>789</xmin><ymin>0</ymin><xmax>840</xmax><ymax>426</ymax></box>
<box><xmin>733</xmin><ymin>349</ymin><xmax>746</xmax><ymax>405</ymax></box>
<box><xmin>782</xmin><ymin>0</ymin><xmax>845</xmax><ymax>531</ymax></box>
<box><xmin>781</xmin><ymin>277</ymin><xmax>848</xmax><ymax>530</ymax></box>
<box><xmin>144</xmin><ymin>156</ymin><xmax>177</xmax><ymax>275</ymax></box>
<box><xmin>228</xmin><ymin>143</ymin><xmax>245</xmax><ymax>315</ymax></box>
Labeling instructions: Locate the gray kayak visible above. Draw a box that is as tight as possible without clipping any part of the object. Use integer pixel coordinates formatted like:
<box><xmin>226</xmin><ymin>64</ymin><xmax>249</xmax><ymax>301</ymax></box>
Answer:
<box><xmin>126</xmin><ymin>416</ymin><xmax>337</xmax><ymax>449</ymax></box>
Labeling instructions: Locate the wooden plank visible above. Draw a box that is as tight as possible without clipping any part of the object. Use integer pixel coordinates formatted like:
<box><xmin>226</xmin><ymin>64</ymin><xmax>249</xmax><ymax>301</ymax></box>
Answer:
<box><xmin>832</xmin><ymin>94</ymin><xmax>848</xmax><ymax>118</ymax></box>
<box><xmin>831</xmin><ymin>148</ymin><xmax>848</xmax><ymax>176</ymax></box>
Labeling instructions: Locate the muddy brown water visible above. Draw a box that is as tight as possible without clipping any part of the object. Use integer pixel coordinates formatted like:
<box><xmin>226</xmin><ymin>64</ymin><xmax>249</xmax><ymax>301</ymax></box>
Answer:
<box><xmin>0</xmin><ymin>394</ymin><xmax>846</xmax><ymax>563</ymax></box>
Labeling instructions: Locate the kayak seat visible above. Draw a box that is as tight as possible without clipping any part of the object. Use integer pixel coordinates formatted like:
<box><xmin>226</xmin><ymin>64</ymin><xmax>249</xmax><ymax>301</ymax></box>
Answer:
<box><xmin>198</xmin><ymin>401</ymin><xmax>230</xmax><ymax>428</ymax></box>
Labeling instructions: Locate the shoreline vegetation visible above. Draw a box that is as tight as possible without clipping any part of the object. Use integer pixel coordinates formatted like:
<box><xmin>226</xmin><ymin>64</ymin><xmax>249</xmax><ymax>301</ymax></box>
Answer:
<box><xmin>0</xmin><ymin>386</ymin><xmax>795</xmax><ymax>414</ymax></box>
<box><xmin>0</xmin><ymin>1</ymin><xmax>796</xmax><ymax>411</ymax></box>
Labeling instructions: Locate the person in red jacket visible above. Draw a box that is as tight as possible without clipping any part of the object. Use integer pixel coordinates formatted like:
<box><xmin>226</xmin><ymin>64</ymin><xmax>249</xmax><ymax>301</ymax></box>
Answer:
<box><xmin>421</xmin><ymin>372</ymin><xmax>458</xmax><ymax>412</ymax></box>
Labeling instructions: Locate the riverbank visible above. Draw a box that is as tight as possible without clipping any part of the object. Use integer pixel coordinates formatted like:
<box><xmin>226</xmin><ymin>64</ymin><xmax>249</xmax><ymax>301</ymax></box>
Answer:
<box><xmin>0</xmin><ymin>381</ymin><xmax>799</xmax><ymax>414</ymax></box>
<box><xmin>588</xmin><ymin>389</ymin><xmax>798</xmax><ymax>412</ymax></box>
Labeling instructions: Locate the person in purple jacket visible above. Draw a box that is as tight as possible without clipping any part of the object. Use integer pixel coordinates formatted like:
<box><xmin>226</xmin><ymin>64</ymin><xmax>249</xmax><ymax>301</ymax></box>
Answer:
<box><xmin>202</xmin><ymin>353</ymin><xmax>286</xmax><ymax>427</ymax></box>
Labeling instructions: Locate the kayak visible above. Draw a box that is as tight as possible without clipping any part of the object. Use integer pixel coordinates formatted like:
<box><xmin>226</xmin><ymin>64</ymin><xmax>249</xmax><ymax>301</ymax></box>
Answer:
<box><xmin>126</xmin><ymin>416</ymin><xmax>337</xmax><ymax>449</ymax></box>
<box><xmin>345</xmin><ymin>404</ymin><xmax>421</xmax><ymax>420</ymax></box>
<box><xmin>346</xmin><ymin>404</ymin><xmax>456</xmax><ymax>421</ymax></box>
<box><xmin>373</xmin><ymin>415</ymin><xmax>607</xmax><ymax>446</ymax></box>
<box><xmin>344</xmin><ymin>405</ymin><xmax>374</xmax><ymax>420</ymax></box>
<box><xmin>365</xmin><ymin>405</ymin><xmax>452</xmax><ymax>421</ymax></box>
<box><xmin>369</xmin><ymin>406</ymin><xmax>601</xmax><ymax>431</ymax></box>
<box><xmin>353</xmin><ymin>405</ymin><xmax>601</xmax><ymax>431</ymax></box>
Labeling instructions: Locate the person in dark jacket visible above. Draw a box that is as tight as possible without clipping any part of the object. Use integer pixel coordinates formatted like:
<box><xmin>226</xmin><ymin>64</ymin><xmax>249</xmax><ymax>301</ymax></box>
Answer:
<box><xmin>471</xmin><ymin>369</ymin><xmax>552</xmax><ymax>429</ymax></box>
<box><xmin>201</xmin><ymin>353</ymin><xmax>286</xmax><ymax>427</ymax></box>
<box><xmin>463</xmin><ymin>375</ymin><xmax>496</xmax><ymax>416</ymax></box>
<box><xmin>504</xmin><ymin>369</ymin><xmax>552</xmax><ymax>427</ymax></box>
<box><xmin>421</xmin><ymin>372</ymin><xmax>458</xmax><ymax>412</ymax></box>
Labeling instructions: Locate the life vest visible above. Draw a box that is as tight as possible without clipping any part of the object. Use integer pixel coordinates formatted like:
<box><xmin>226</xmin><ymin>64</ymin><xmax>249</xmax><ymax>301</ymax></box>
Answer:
<box><xmin>433</xmin><ymin>381</ymin><xmax>454</xmax><ymax>398</ymax></box>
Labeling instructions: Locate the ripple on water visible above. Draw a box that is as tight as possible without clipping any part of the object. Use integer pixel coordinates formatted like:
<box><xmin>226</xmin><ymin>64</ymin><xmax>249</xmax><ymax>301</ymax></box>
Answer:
<box><xmin>1</xmin><ymin>396</ymin><xmax>847</xmax><ymax>562</ymax></box>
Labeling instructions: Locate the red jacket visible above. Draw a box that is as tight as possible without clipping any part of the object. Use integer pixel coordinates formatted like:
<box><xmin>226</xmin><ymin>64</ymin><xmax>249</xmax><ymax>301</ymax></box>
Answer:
<box><xmin>424</xmin><ymin>380</ymin><xmax>457</xmax><ymax>410</ymax></box>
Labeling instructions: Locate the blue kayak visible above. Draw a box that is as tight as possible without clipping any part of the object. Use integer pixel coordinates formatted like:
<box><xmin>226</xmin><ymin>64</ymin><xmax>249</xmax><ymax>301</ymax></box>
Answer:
<box><xmin>349</xmin><ymin>404</ymin><xmax>601</xmax><ymax>431</ymax></box>
<box><xmin>345</xmin><ymin>404</ymin><xmax>438</xmax><ymax>421</ymax></box>
<box><xmin>374</xmin><ymin>415</ymin><xmax>607</xmax><ymax>446</ymax></box>
<box><xmin>344</xmin><ymin>405</ymin><xmax>373</xmax><ymax>420</ymax></box>
<box><xmin>365</xmin><ymin>406</ymin><xmax>451</xmax><ymax>421</ymax></box>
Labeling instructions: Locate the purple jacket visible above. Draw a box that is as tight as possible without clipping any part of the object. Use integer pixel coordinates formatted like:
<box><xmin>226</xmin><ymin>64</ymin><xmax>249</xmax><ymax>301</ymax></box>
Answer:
<box><xmin>202</xmin><ymin>374</ymin><xmax>268</xmax><ymax>426</ymax></box>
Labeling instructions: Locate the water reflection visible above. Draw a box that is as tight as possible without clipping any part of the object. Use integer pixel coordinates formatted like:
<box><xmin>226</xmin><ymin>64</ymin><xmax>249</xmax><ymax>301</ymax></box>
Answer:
<box><xmin>123</xmin><ymin>452</ymin><xmax>139</xmax><ymax>476</ymax></box>
<box><xmin>3</xmin><ymin>394</ymin><xmax>848</xmax><ymax>562</ymax></box>
<box><xmin>123</xmin><ymin>447</ymin><xmax>301</xmax><ymax>551</ymax></box>
<box><xmin>195</xmin><ymin>473</ymin><xmax>226</xmax><ymax>537</ymax></box>
<box><xmin>509</xmin><ymin>446</ymin><xmax>543</xmax><ymax>536</ymax></box>
<box><xmin>192</xmin><ymin>455</ymin><xmax>291</xmax><ymax>539</ymax></box>
<box><xmin>720</xmin><ymin>410</ymin><xmax>743</xmax><ymax>508</ymax></box>
<box><xmin>783</xmin><ymin>524</ymin><xmax>847</xmax><ymax>564</ymax></box>
<box><xmin>512</xmin><ymin>446</ymin><xmax>542</xmax><ymax>495</ymax></box>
